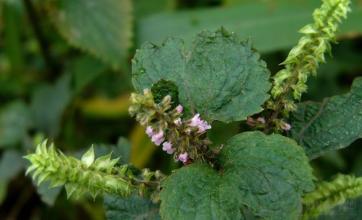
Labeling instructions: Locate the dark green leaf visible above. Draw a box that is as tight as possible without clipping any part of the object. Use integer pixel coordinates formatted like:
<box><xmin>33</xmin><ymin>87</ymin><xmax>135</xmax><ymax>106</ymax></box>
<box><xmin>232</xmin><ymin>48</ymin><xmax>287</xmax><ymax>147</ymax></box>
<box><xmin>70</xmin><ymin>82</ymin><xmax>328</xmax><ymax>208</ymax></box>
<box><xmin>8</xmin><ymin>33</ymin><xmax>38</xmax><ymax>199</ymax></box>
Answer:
<box><xmin>51</xmin><ymin>0</ymin><xmax>133</xmax><ymax>69</ymax></box>
<box><xmin>0</xmin><ymin>150</ymin><xmax>24</xmax><ymax>181</ymax></box>
<box><xmin>160</xmin><ymin>131</ymin><xmax>313</xmax><ymax>220</ymax></box>
<box><xmin>291</xmin><ymin>77</ymin><xmax>362</xmax><ymax>159</ymax></box>
<box><xmin>132</xmin><ymin>29</ymin><xmax>270</xmax><ymax>122</ymax></box>
<box><xmin>31</xmin><ymin>75</ymin><xmax>72</xmax><ymax>137</ymax></box>
<box><xmin>70</xmin><ymin>55</ymin><xmax>107</xmax><ymax>93</ymax></box>
<box><xmin>104</xmin><ymin>195</ymin><xmax>160</xmax><ymax>220</ymax></box>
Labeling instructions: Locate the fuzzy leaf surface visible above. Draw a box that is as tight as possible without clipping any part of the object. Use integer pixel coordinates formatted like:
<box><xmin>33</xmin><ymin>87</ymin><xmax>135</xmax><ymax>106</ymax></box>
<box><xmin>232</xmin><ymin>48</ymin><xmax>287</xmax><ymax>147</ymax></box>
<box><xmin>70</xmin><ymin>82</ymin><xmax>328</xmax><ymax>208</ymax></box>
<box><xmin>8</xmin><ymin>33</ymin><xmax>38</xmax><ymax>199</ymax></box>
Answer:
<box><xmin>291</xmin><ymin>77</ymin><xmax>362</xmax><ymax>159</ymax></box>
<box><xmin>160</xmin><ymin>131</ymin><xmax>314</xmax><ymax>220</ymax></box>
<box><xmin>132</xmin><ymin>29</ymin><xmax>270</xmax><ymax>122</ymax></box>
<box><xmin>104</xmin><ymin>195</ymin><xmax>160</xmax><ymax>220</ymax></box>
<box><xmin>51</xmin><ymin>0</ymin><xmax>132</xmax><ymax>69</ymax></box>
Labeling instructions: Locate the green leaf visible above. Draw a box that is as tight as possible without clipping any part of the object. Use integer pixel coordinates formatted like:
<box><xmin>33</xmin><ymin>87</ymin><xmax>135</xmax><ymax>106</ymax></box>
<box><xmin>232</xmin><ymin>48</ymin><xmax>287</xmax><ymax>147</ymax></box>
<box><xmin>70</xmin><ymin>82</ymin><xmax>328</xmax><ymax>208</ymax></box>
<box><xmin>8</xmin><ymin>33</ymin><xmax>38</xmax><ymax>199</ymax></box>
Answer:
<box><xmin>0</xmin><ymin>101</ymin><xmax>31</xmax><ymax>148</ymax></box>
<box><xmin>104</xmin><ymin>195</ymin><xmax>160</xmax><ymax>220</ymax></box>
<box><xmin>290</xmin><ymin>77</ymin><xmax>362</xmax><ymax>159</ymax></box>
<box><xmin>31</xmin><ymin>74</ymin><xmax>72</xmax><ymax>137</ymax></box>
<box><xmin>160</xmin><ymin>131</ymin><xmax>314</xmax><ymax>220</ymax></box>
<box><xmin>51</xmin><ymin>0</ymin><xmax>133</xmax><ymax>69</ymax></box>
<box><xmin>34</xmin><ymin>180</ymin><xmax>62</xmax><ymax>206</ymax></box>
<box><xmin>0</xmin><ymin>150</ymin><xmax>24</xmax><ymax>181</ymax></box>
<box><xmin>137</xmin><ymin>0</ymin><xmax>362</xmax><ymax>53</ymax></box>
<box><xmin>132</xmin><ymin>28</ymin><xmax>270</xmax><ymax>122</ymax></box>
<box><xmin>70</xmin><ymin>55</ymin><xmax>107</xmax><ymax>93</ymax></box>
<box><xmin>94</xmin><ymin>137</ymin><xmax>131</xmax><ymax>164</ymax></box>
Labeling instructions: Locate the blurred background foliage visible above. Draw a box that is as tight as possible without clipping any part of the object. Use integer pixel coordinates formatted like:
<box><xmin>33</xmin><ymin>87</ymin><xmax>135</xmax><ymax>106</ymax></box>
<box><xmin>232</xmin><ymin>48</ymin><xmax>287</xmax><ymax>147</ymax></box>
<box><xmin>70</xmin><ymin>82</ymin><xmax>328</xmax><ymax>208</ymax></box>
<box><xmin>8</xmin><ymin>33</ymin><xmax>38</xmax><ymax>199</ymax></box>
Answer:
<box><xmin>0</xmin><ymin>0</ymin><xmax>361</xmax><ymax>219</ymax></box>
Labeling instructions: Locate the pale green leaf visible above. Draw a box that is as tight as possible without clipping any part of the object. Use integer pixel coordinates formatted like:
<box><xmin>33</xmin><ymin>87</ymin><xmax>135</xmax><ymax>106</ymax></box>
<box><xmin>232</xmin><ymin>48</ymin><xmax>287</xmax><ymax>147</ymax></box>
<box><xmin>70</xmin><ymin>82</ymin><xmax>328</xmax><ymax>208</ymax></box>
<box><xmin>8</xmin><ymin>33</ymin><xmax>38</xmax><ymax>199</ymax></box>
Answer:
<box><xmin>160</xmin><ymin>131</ymin><xmax>314</xmax><ymax>220</ymax></box>
<box><xmin>104</xmin><ymin>195</ymin><xmax>160</xmax><ymax>220</ymax></box>
<box><xmin>132</xmin><ymin>28</ymin><xmax>270</xmax><ymax>122</ymax></box>
<box><xmin>51</xmin><ymin>0</ymin><xmax>133</xmax><ymax>69</ymax></box>
<box><xmin>291</xmin><ymin>77</ymin><xmax>362</xmax><ymax>159</ymax></box>
<box><xmin>137</xmin><ymin>0</ymin><xmax>362</xmax><ymax>53</ymax></box>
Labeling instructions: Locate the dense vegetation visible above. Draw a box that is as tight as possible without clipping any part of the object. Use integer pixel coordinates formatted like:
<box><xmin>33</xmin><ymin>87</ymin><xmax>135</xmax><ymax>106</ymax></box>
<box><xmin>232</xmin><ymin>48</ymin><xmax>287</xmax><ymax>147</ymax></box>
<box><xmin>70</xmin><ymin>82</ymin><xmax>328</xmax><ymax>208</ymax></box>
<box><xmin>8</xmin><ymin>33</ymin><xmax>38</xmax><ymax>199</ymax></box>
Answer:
<box><xmin>1</xmin><ymin>0</ymin><xmax>362</xmax><ymax>219</ymax></box>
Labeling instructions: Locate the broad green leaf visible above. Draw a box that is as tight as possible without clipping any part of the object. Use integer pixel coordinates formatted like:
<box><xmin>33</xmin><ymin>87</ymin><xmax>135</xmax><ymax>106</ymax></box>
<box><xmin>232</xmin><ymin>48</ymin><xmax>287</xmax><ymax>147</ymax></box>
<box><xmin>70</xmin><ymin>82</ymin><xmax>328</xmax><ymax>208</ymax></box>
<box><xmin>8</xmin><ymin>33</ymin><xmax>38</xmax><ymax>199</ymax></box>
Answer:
<box><xmin>104</xmin><ymin>195</ymin><xmax>160</xmax><ymax>220</ymax></box>
<box><xmin>137</xmin><ymin>0</ymin><xmax>362</xmax><ymax>53</ymax></box>
<box><xmin>132</xmin><ymin>29</ymin><xmax>270</xmax><ymax>122</ymax></box>
<box><xmin>160</xmin><ymin>164</ymin><xmax>241</xmax><ymax>220</ymax></box>
<box><xmin>0</xmin><ymin>101</ymin><xmax>31</xmax><ymax>148</ymax></box>
<box><xmin>291</xmin><ymin>77</ymin><xmax>362</xmax><ymax>159</ymax></box>
<box><xmin>31</xmin><ymin>74</ymin><xmax>72</xmax><ymax>137</ymax></box>
<box><xmin>51</xmin><ymin>0</ymin><xmax>133</xmax><ymax>69</ymax></box>
<box><xmin>160</xmin><ymin>131</ymin><xmax>314</xmax><ymax>220</ymax></box>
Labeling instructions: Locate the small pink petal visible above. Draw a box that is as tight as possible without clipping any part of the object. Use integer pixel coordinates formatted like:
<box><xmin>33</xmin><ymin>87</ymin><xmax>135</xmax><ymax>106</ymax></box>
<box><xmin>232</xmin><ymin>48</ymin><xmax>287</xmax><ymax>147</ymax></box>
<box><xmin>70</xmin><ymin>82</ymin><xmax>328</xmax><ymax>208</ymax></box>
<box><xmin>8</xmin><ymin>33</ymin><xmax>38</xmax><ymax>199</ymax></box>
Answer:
<box><xmin>178</xmin><ymin>152</ymin><xmax>188</xmax><ymax>163</ymax></box>
<box><xmin>151</xmin><ymin>130</ymin><xmax>164</xmax><ymax>146</ymax></box>
<box><xmin>281</xmin><ymin>122</ymin><xmax>292</xmax><ymax>131</ymax></box>
<box><xmin>176</xmin><ymin>105</ymin><xmax>183</xmax><ymax>113</ymax></box>
<box><xmin>146</xmin><ymin>126</ymin><xmax>154</xmax><ymax>137</ymax></box>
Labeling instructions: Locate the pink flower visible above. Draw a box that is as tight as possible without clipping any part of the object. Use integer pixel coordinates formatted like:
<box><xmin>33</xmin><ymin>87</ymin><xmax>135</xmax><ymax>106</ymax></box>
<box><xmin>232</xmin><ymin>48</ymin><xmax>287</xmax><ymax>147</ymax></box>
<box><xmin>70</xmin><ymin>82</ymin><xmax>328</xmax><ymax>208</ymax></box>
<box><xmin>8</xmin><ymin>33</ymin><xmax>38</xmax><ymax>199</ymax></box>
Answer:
<box><xmin>281</xmin><ymin>122</ymin><xmax>292</xmax><ymax>131</ymax></box>
<box><xmin>162</xmin><ymin>142</ymin><xmax>175</xmax><ymax>154</ymax></box>
<box><xmin>189</xmin><ymin>113</ymin><xmax>211</xmax><ymax>133</ymax></box>
<box><xmin>145</xmin><ymin>126</ymin><xmax>154</xmax><ymax>137</ymax></box>
<box><xmin>178</xmin><ymin>152</ymin><xmax>188</xmax><ymax>163</ymax></box>
<box><xmin>151</xmin><ymin>130</ymin><xmax>164</xmax><ymax>146</ymax></box>
<box><xmin>174</xmin><ymin>118</ymin><xmax>182</xmax><ymax>126</ymax></box>
<box><xmin>176</xmin><ymin>105</ymin><xmax>183</xmax><ymax>113</ymax></box>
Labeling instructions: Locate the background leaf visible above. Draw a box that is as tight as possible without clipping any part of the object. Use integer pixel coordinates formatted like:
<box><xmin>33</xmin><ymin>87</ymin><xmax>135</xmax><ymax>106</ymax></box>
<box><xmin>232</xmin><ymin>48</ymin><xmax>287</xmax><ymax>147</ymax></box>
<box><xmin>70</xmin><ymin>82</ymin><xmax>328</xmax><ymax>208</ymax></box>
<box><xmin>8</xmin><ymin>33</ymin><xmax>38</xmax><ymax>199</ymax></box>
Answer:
<box><xmin>291</xmin><ymin>77</ymin><xmax>362</xmax><ymax>159</ymax></box>
<box><xmin>30</xmin><ymin>74</ymin><xmax>72</xmax><ymax>137</ymax></box>
<box><xmin>132</xmin><ymin>28</ymin><xmax>270</xmax><ymax>122</ymax></box>
<box><xmin>50</xmin><ymin>0</ymin><xmax>133</xmax><ymax>69</ymax></box>
<box><xmin>137</xmin><ymin>0</ymin><xmax>362</xmax><ymax>53</ymax></box>
<box><xmin>0</xmin><ymin>101</ymin><xmax>31</xmax><ymax>149</ymax></box>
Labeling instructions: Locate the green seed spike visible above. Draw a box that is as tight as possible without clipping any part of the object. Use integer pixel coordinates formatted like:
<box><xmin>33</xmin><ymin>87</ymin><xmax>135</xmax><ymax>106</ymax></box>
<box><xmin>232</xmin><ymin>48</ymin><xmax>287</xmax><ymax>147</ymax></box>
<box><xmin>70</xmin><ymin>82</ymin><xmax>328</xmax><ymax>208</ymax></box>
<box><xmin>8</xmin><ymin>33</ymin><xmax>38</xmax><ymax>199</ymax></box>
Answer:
<box><xmin>303</xmin><ymin>174</ymin><xmax>362</xmax><ymax>219</ymax></box>
<box><xmin>271</xmin><ymin>0</ymin><xmax>351</xmax><ymax>102</ymax></box>
<box><xmin>24</xmin><ymin>140</ymin><xmax>133</xmax><ymax>199</ymax></box>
